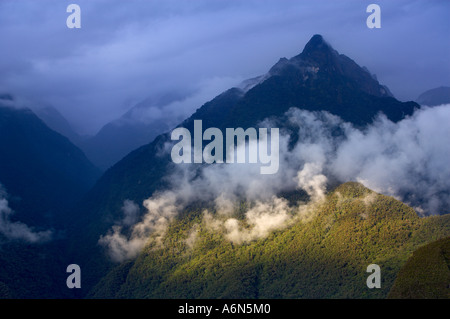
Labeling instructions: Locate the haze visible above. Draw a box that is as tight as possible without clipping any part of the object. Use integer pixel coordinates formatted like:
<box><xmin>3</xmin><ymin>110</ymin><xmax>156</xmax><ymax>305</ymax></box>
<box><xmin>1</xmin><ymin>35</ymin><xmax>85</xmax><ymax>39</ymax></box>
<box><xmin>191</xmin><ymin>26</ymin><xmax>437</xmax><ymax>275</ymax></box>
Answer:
<box><xmin>0</xmin><ymin>0</ymin><xmax>448</xmax><ymax>135</ymax></box>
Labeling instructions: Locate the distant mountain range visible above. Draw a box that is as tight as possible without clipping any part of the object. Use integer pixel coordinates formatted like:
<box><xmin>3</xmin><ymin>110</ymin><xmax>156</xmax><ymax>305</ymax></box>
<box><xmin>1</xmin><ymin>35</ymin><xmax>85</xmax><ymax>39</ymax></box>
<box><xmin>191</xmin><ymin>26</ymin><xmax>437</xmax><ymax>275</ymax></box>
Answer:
<box><xmin>416</xmin><ymin>86</ymin><xmax>450</xmax><ymax>106</ymax></box>
<box><xmin>77</xmin><ymin>93</ymin><xmax>181</xmax><ymax>170</ymax></box>
<box><xmin>32</xmin><ymin>94</ymin><xmax>188</xmax><ymax>171</ymax></box>
<box><xmin>31</xmin><ymin>106</ymin><xmax>84</xmax><ymax>147</ymax></box>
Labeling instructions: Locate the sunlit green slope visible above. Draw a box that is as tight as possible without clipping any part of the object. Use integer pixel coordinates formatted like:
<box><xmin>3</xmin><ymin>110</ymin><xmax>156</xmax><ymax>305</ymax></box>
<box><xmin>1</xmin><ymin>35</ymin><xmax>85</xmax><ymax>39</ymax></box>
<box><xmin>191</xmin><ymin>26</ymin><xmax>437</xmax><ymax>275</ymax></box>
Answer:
<box><xmin>89</xmin><ymin>182</ymin><xmax>450</xmax><ymax>299</ymax></box>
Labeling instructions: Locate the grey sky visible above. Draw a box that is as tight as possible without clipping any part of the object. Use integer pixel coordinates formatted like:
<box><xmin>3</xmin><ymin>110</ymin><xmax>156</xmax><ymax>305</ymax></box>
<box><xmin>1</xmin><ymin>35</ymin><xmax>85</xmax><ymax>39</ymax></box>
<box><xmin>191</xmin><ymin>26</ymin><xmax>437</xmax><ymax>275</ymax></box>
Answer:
<box><xmin>0</xmin><ymin>0</ymin><xmax>449</xmax><ymax>135</ymax></box>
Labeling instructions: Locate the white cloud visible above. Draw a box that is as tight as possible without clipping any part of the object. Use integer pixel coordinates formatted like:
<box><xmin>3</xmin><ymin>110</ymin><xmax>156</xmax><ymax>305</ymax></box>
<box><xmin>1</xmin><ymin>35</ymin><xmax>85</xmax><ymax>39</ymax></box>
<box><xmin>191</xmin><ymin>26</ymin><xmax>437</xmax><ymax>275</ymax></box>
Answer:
<box><xmin>0</xmin><ymin>185</ymin><xmax>52</xmax><ymax>243</ymax></box>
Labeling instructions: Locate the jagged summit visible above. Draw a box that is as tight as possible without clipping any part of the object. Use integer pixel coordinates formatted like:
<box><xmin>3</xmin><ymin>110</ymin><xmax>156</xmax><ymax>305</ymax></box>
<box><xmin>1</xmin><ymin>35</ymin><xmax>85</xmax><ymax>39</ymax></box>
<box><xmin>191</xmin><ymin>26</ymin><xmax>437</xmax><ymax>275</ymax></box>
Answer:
<box><xmin>305</xmin><ymin>34</ymin><xmax>326</xmax><ymax>45</ymax></box>
<box><xmin>297</xmin><ymin>34</ymin><xmax>343</xmax><ymax>70</ymax></box>
<box><xmin>300</xmin><ymin>34</ymin><xmax>336</xmax><ymax>60</ymax></box>
<box><xmin>266</xmin><ymin>34</ymin><xmax>393</xmax><ymax>99</ymax></box>
<box><xmin>239</xmin><ymin>34</ymin><xmax>394</xmax><ymax>100</ymax></box>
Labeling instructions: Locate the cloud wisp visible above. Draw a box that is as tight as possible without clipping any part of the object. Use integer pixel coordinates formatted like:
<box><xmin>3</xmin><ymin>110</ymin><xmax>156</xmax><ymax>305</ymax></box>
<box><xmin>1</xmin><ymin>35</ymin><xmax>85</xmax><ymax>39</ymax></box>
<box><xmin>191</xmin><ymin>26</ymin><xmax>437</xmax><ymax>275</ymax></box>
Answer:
<box><xmin>0</xmin><ymin>184</ymin><xmax>52</xmax><ymax>244</ymax></box>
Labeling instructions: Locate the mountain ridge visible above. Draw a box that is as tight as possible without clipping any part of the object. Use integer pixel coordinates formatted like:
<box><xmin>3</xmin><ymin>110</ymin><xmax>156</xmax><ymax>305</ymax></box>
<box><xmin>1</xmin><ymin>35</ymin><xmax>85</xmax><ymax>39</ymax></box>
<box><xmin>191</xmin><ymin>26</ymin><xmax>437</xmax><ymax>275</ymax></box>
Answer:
<box><xmin>416</xmin><ymin>86</ymin><xmax>450</xmax><ymax>106</ymax></box>
<box><xmin>0</xmin><ymin>100</ymin><xmax>102</xmax><ymax>298</ymax></box>
<box><xmin>0</xmin><ymin>102</ymin><xmax>101</xmax><ymax>227</ymax></box>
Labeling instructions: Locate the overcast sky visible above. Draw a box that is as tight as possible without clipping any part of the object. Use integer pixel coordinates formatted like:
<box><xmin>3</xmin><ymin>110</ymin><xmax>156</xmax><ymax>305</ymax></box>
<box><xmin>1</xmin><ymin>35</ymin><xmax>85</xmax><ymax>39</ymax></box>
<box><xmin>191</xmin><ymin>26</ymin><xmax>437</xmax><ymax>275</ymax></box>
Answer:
<box><xmin>0</xmin><ymin>0</ymin><xmax>449</xmax><ymax>135</ymax></box>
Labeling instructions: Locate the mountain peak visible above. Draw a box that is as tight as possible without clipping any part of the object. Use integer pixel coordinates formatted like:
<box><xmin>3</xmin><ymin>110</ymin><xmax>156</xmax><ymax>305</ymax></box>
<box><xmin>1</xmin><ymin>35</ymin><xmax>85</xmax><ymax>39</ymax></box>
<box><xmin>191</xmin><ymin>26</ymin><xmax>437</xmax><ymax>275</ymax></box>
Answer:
<box><xmin>301</xmin><ymin>34</ymin><xmax>334</xmax><ymax>58</ymax></box>
<box><xmin>305</xmin><ymin>34</ymin><xmax>326</xmax><ymax>46</ymax></box>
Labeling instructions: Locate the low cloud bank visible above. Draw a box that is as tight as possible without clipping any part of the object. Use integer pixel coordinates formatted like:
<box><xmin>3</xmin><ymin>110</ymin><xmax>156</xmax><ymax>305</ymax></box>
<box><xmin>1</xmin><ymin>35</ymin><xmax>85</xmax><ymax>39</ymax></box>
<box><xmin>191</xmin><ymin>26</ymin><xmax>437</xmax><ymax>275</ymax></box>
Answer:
<box><xmin>100</xmin><ymin>104</ymin><xmax>450</xmax><ymax>261</ymax></box>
